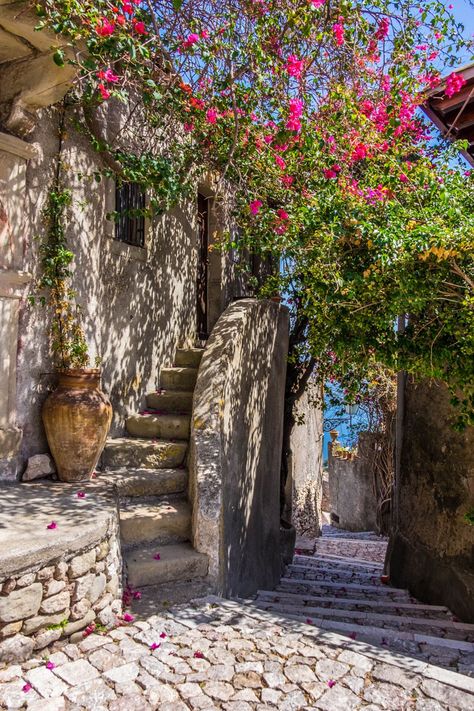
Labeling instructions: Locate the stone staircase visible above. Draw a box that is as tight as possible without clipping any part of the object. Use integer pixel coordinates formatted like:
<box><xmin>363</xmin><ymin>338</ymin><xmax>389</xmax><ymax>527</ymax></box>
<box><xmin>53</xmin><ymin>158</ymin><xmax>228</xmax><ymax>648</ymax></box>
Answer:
<box><xmin>100</xmin><ymin>348</ymin><xmax>209</xmax><ymax>594</ymax></box>
<box><xmin>251</xmin><ymin>529</ymin><xmax>474</xmax><ymax>671</ymax></box>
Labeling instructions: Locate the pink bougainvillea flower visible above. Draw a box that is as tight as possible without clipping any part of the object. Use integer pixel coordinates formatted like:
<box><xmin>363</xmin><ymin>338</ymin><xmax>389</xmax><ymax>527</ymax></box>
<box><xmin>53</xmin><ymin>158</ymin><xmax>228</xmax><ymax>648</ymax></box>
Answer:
<box><xmin>193</xmin><ymin>650</ymin><xmax>204</xmax><ymax>658</ymax></box>
<box><xmin>200</xmin><ymin>29</ymin><xmax>209</xmax><ymax>39</ymax></box>
<box><xmin>133</xmin><ymin>590</ymin><xmax>142</xmax><ymax>600</ymax></box>
<box><xmin>98</xmin><ymin>69</ymin><xmax>119</xmax><ymax>83</ymax></box>
<box><xmin>277</xmin><ymin>208</ymin><xmax>289</xmax><ymax>221</ymax></box>
<box><xmin>83</xmin><ymin>623</ymin><xmax>95</xmax><ymax>637</ymax></box>
<box><xmin>133</xmin><ymin>20</ymin><xmax>147</xmax><ymax>34</ymax></box>
<box><xmin>309</xmin><ymin>0</ymin><xmax>326</xmax><ymax>5</ymax></box>
<box><xmin>249</xmin><ymin>200</ymin><xmax>263</xmax><ymax>215</ymax></box>
<box><xmin>159</xmin><ymin>631</ymin><xmax>167</xmax><ymax>639</ymax></box>
<box><xmin>281</xmin><ymin>175</ymin><xmax>294</xmax><ymax>187</ymax></box>
<box><xmin>375</xmin><ymin>17</ymin><xmax>390</xmax><ymax>41</ymax></box>
<box><xmin>96</xmin><ymin>19</ymin><xmax>115</xmax><ymax>37</ymax></box>
<box><xmin>183</xmin><ymin>32</ymin><xmax>200</xmax><ymax>49</ymax></box>
<box><xmin>46</xmin><ymin>521</ymin><xmax>57</xmax><ymax>530</ymax></box>
<box><xmin>153</xmin><ymin>553</ymin><xmax>161</xmax><ymax>560</ymax></box>
<box><xmin>327</xmin><ymin>679</ymin><xmax>336</xmax><ymax>688</ymax></box>
<box><xmin>122</xmin><ymin>2</ymin><xmax>133</xmax><ymax>13</ymax></box>
<box><xmin>98</xmin><ymin>83</ymin><xmax>111</xmax><ymax>100</ymax></box>
<box><xmin>122</xmin><ymin>613</ymin><xmax>134</xmax><ymax>623</ymax></box>
<box><xmin>275</xmin><ymin>155</ymin><xmax>286</xmax><ymax>170</ymax></box>
<box><xmin>45</xmin><ymin>661</ymin><xmax>56</xmax><ymax>670</ymax></box>
<box><xmin>332</xmin><ymin>22</ymin><xmax>345</xmax><ymax>46</ymax></box>
<box><xmin>399</xmin><ymin>173</ymin><xmax>408</xmax><ymax>184</ymax></box>
<box><xmin>76</xmin><ymin>491</ymin><xmax>86</xmax><ymax>498</ymax></box>
<box><xmin>285</xmin><ymin>55</ymin><xmax>304</xmax><ymax>78</ymax></box>
<box><xmin>22</xmin><ymin>684</ymin><xmax>32</xmax><ymax>693</ymax></box>
<box><xmin>184</xmin><ymin>123</ymin><xmax>194</xmax><ymax>133</ymax></box>
<box><xmin>323</xmin><ymin>168</ymin><xmax>337</xmax><ymax>179</ymax></box>
<box><xmin>150</xmin><ymin>642</ymin><xmax>161</xmax><ymax>650</ymax></box>
<box><xmin>445</xmin><ymin>72</ymin><xmax>466</xmax><ymax>98</ymax></box>
<box><xmin>206</xmin><ymin>108</ymin><xmax>218</xmax><ymax>124</ymax></box>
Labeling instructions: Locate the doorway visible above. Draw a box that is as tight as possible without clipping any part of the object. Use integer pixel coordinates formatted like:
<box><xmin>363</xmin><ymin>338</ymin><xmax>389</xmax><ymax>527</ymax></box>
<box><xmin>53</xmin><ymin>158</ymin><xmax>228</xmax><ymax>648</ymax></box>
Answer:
<box><xmin>196</xmin><ymin>193</ymin><xmax>209</xmax><ymax>341</ymax></box>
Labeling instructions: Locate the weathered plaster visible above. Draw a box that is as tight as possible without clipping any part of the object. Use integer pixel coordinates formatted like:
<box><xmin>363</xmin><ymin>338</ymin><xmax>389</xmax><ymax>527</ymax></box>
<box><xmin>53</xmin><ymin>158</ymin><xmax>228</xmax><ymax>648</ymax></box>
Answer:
<box><xmin>189</xmin><ymin>299</ymin><xmax>289</xmax><ymax>597</ymax></box>
<box><xmin>387</xmin><ymin>379</ymin><xmax>474</xmax><ymax>622</ymax></box>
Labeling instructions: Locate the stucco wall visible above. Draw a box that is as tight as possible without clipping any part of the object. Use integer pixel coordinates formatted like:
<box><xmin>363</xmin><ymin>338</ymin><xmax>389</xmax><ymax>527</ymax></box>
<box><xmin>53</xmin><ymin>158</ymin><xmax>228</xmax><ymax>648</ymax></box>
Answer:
<box><xmin>387</xmin><ymin>379</ymin><xmax>474</xmax><ymax>622</ymax></box>
<box><xmin>0</xmin><ymin>101</ymin><xmax>239</xmax><ymax>480</ymax></box>
<box><xmin>286</xmin><ymin>383</ymin><xmax>324</xmax><ymax>538</ymax></box>
<box><xmin>189</xmin><ymin>299</ymin><xmax>289</xmax><ymax>597</ymax></box>
<box><xmin>328</xmin><ymin>434</ymin><xmax>378</xmax><ymax>532</ymax></box>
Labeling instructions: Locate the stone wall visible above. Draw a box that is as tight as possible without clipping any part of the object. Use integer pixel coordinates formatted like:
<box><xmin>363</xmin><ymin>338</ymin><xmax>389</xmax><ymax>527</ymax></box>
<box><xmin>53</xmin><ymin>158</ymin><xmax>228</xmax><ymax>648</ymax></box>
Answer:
<box><xmin>387</xmin><ymin>378</ymin><xmax>474</xmax><ymax>622</ymax></box>
<box><xmin>0</xmin><ymin>108</ymin><xmax>240</xmax><ymax>481</ymax></box>
<box><xmin>189</xmin><ymin>299</ymin><xmax>289</xmax><ymax>597</ymax></box>
<box><xmin>0</xmin><ymin>513</ymin><xmax>121</xmax><ymax>662</ymax></box>
<box><xmin>285</xmin><ymin>383</ymin><xmax>324</xmax><ymax>538</ymax></box>
<box><xmin>328</xmin><ymin>434</ymin><xmax>378</xmax><ymax>532</ymax></box>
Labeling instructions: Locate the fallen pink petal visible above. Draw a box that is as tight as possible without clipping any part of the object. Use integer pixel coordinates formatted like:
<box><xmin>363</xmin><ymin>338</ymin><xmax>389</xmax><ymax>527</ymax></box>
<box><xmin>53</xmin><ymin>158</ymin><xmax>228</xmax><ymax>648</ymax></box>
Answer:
<box><xmin>327</xmin><ymin>679</ymin><xmax>336</xmax><ymax>688</ymax></box>
<box><xmin>150</xmin><ymin>642</ymin><xmax>161</xmax><ymax>650</ymax></box>
<box><xmin>153</xmin><ymin>553</ymin><xmax>161</xmax><ymax>560</ymax></box>
<box><xmin>22</xmin><ymin>684</ymin><xmax>32</xmax><ymax>693</ymax></box>
<box><xmin>159</xmin><ymin>632</ymin><xmax>167</xmax><ymax>639</ymax></box>
<box><xmin>193</xmin><ymin>650</ymin><xmax>204</xmax><ymax>658</ymax></box>
<box><xmin>45</xmin><ymin>661</ymin><xmax>55</xmax><ymax>670</ymax></box>
<box><xmin>122</xmin><ymin>613</ymin><xmax>134</xmax><ymax>623</ymax></box>
<box><xmin>76</xmin><ymin>491</ymin><xmax>86</xmax><ymax>498</ymax></box>
<box><xmin>46</xmin><ymin>521</ymin><xmax>57</xmax><ymax>530</ymax></box>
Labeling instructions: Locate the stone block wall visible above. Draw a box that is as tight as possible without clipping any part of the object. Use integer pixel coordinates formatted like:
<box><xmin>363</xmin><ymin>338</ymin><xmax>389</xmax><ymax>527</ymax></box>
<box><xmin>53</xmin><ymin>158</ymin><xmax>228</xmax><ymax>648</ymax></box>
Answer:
<box><xmin>387</xmin><ymin>378</ymin><xmax>474</xmax><ymax>622</ymax></box>
<box><xmin>0</xmin><ymin>527</ymin><xmax>122</xmax><ymax>662</ymax></box>
<box><xmin>328</xmin><ymin>434</ymin><xmax>378</xmax><ymax>532</ymax></box>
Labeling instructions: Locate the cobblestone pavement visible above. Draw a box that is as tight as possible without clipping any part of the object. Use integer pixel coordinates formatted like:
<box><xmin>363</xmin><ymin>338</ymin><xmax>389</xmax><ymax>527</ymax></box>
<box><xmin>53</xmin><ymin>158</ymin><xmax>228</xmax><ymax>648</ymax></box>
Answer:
<box><xmin>1</xmin><ymin>595</ymin><xmax>474</xmax><ymax>710</ymax></box>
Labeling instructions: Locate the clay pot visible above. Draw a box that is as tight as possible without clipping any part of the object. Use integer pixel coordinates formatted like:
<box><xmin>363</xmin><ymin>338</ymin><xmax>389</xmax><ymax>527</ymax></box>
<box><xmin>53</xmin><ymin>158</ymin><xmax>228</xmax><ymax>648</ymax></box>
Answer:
<box><xmin>329</xmin><ymin>429</ymin><xmax>339</xmax><ymax>442</ymax></box>
<box><xmin>42</xmin><ymin>369</ymin><xmax>112</xmax><ymax>482</ymax></box>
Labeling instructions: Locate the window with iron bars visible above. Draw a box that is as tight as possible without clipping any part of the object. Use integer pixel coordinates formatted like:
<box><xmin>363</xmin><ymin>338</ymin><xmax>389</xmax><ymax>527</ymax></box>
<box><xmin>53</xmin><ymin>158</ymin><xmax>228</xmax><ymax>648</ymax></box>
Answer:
<box><xmin>115</xmin><ymin>182</ymin><xmax>146</xmax><ymax>248</ymax></box>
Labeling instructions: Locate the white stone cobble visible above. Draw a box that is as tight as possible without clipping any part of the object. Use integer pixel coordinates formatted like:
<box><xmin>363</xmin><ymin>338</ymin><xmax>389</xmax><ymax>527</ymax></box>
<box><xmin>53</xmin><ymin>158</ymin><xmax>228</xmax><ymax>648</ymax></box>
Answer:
<box><xmin>0</xmin><ymin>597</ymin><xmax>472</xmax><ymax>709</ymax></box>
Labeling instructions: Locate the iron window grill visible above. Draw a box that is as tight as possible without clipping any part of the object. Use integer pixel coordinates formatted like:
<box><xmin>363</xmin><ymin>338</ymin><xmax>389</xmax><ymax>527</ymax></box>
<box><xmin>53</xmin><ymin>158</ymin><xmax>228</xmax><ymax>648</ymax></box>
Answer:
<box><xmin>115</xmin><ymin>182</ymin><xmax>146</xmax><ymax>248</ymax></box>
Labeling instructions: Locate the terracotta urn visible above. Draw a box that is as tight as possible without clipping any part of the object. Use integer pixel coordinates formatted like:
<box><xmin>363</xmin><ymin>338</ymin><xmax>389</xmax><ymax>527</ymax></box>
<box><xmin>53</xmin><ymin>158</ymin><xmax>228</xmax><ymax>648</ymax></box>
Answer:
<box><xmin>329</xmin><ymin>430</ymin><xmax>339</xmax><ymax>442</ymax></box>
<box><xmin>42</xmin><ymin>369</ymin><xmax>112</xmax><ymax>482</ymax></box>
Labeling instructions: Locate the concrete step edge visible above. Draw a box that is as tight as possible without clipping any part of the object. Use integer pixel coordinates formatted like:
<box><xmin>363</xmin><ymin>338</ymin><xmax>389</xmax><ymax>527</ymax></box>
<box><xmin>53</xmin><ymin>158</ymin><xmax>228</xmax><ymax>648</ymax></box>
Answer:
<box><xmin>256</xmin><ymin>590</ymin><xmax>451</xmax><ymax>614</ymax></box>
<box><xmin>254</xmin><ymin>601</ymin><xmax>473</xmax><ymax>634</ymax></box>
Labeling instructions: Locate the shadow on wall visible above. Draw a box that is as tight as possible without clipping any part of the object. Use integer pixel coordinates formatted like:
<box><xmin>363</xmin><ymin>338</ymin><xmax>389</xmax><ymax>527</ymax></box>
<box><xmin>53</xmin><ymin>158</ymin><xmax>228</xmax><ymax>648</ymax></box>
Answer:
<box><xmin>190</xmin><ymin>299</ymin><xmax>289</xmax><ymax>598</ymax></box>
<box><xmin>14</xmin><ymin>104</ymin><xmax>200</xmax><ymax>469</ymax></box>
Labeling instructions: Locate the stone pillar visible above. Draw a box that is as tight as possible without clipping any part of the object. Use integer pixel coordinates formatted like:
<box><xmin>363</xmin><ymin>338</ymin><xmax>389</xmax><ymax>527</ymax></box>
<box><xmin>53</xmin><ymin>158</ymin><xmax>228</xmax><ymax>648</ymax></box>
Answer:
<box><xmin>0</xmin><ymin>132</ymin><xmax>35</xmax><ymax>478</ymax></box>
<box><xmin>387</xmin><ymin>378</ymin><xmax>474</xmax><ymax>622</ymax></box>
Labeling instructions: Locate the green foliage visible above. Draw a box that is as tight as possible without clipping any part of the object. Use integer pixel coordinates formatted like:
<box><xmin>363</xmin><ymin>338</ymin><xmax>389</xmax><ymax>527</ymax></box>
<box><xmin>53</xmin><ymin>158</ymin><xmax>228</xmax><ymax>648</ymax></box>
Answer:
<box><xmin>464</xmin><ymin>509</ymin><xmax>474</xmax><ymax>526</ymax></box>
<box><xmin>34</xmin><ymin>186</ymin><xmax>90</xmax><ymax>370</ymax></box>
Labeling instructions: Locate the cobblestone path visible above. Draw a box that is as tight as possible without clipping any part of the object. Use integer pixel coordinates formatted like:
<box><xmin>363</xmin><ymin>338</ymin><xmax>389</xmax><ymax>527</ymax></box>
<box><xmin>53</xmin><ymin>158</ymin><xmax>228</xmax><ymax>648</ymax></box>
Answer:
<box><xmin>1</xmin><ymin>526</ymin><xmax>473</xmax><ymax>709</ymax></box>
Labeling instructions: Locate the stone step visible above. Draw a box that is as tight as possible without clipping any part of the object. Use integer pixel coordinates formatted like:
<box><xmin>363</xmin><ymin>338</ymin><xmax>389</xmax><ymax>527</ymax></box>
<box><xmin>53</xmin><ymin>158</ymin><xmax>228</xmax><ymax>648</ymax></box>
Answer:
<box><xmin>160</xmin><ymin>367</ymin><xmax>198</xmax><ymax>391</ymax></box>
<box><xmin>175</xmin><ymin>348</ymin><xmax>204</xmax><ymax>368</ymax></box>
<box><xmin>102</xmin><ymin>437</ymin><xmax>187</xmax><ymax>470</ymax></box>
<box><xmin>253</xmin><ymin>601</ymin><xmax>474</xmax><ymax>639</ymax></box>
<box><xmin>256</xmin><ymin>590</ymin><xmax>452</xmax><ymax>618</ymax></box>
<box><xmin>120</xmin><ymin>496</ymin><xmax>191</xmax><ymax>546</ymax></box>
<box><xmin>287</xmin><ymin>563</ymin><xmax>385</xmax><ymax>584</ymax></box>
<box><xmin>100</xmin><ymin>468</ymin><xmax>187</xmax><ymax>497</ymax></box>
<box><xmin>126</xmin><ymin>413</ymin><xmax>190</xmax><ymax>440</ymax></box>
<box><xmin>250</xmin><ymin>603</ymin><xmax>474</xmax><ymax>652</ymax></box>
<box><xmin>146</xmin><ymin>390</ymin><xmax>194</xmax><ymax>414</ymax></box>
<box><xmin>126</xmin><ymin>542</ymin><xmax>208</xmax><ymax>587</ymax></box>
<box><xmin>278</xmin><ymin>578</ymin><xmax>412</xmax><ymax>599</ymax></box>
<box><xmin>300</xmin><ymin>552</ymin><xmax>385</xmax><ymax>569</ymax></box>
